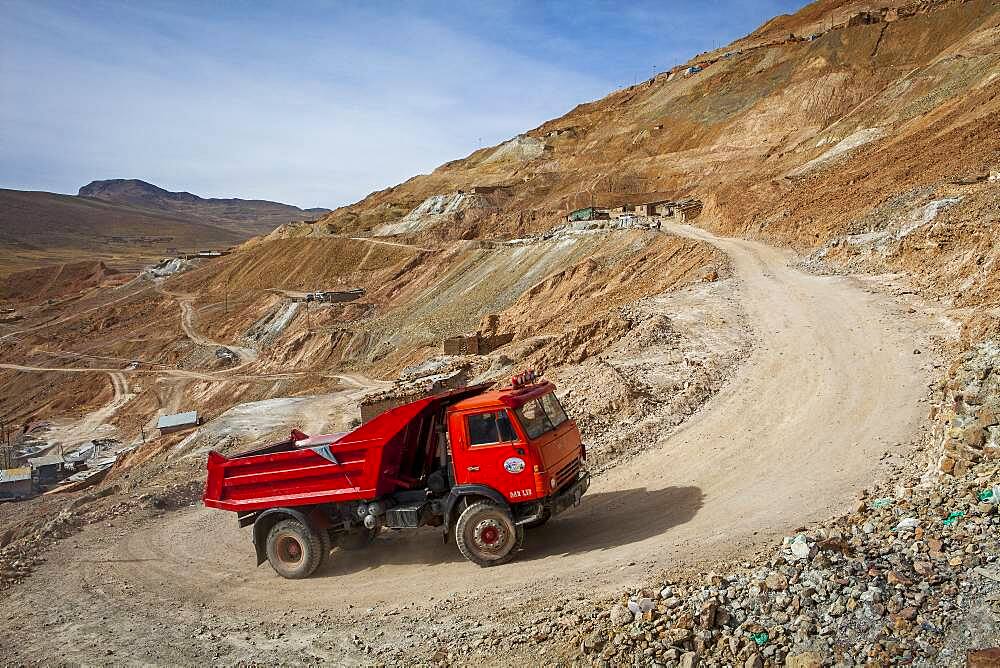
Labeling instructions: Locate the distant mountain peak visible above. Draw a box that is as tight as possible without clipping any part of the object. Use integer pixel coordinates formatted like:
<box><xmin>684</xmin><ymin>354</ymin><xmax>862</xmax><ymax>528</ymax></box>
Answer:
<box><xmin>77</xmin><ymin>179</ymin><xmax>330</xmax><ymax>235</ymax></box>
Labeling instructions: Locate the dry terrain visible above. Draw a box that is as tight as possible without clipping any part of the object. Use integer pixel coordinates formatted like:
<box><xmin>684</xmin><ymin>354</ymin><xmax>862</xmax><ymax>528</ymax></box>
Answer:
<box><xmin>79</xmin><ymin>179</ymin><xmax>330</xmax><ymax>236</ymax></box>
<box><xmin>0</xmin><ymin>0</ymin><xmax>998</xmax><ymax>665</ymax></box>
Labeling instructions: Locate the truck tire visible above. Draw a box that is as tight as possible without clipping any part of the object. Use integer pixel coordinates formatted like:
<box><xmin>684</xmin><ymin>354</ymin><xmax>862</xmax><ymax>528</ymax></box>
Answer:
<box><xmin>337</xmin><ymin>527</ymin><xmax>378</xmax><ymax>551</ymax></box>
<box><xmin>319</xmin><ymin>525</ymin><xmax>333</xmax><ymax>567</ymax></box>
<box><xmin>454</xmin><ymin>501</ymin><xmax>524</xmax><ymax>567</ymax></box>
<box><xmin>265</xmin><ymin>519</ymin><xmax>324</xmax><ymax>579</ymax></box>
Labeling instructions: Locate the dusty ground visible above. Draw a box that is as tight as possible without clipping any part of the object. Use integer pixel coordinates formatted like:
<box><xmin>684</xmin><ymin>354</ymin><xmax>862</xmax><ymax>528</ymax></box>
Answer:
<box><xmin>0</xmin><ymin>223</ymin><xmax>943</xmax><ymax>666</ymax></box>
<box><xmin>1</xmin><ymin>2</ymin><xmax>995</xmax><ymax>664</ymax></box>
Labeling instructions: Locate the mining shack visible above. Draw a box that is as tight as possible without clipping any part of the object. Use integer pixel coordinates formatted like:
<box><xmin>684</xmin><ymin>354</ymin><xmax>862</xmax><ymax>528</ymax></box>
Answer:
<box><xmin>27</xmin><ymin>455</ymin><xmax>68</xmax><ymax>489</ymax></box>
<box><xmin>443</xmin><ymin>332</ymin><xmax>515</xmax><ymax>356</ymax></box>
<box><xmin>567</xmin><ymin>207</ymin><xmax>609</xmax><ymax>222</ymax></box>
<box><xmin>0</xmin><ymin>467</ymin><xmax>32</xmax><ymax>499</ymax></box>
<box><xmin>156</xmin><ymin>410</ymin><xmax>200</xmax><ymax>435</ymax></box>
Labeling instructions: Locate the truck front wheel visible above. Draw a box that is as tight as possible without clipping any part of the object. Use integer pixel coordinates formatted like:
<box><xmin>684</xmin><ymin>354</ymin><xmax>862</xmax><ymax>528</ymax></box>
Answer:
<box><xmin>454</xmin><ymin>501</ymin><xmax>524</xmax><ymax>567</ymax></box>
<box><xmin>265</xmin><ymin>519</ymin><xmax>324</xmax><ymax>579</ymax></box>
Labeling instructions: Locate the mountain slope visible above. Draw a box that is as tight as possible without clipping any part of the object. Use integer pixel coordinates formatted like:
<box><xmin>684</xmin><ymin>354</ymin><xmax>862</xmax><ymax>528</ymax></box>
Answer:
<box><xmin>0</xmin><ymin>188</ymin><xmax>244</xmax><ymax>274</ymax></box>
<box><xmin>78</xmin><ymin>179</ymin><xmax>330</xmax><ymax>236</ymax></box>
<box><xmin>311</xmin><ymin>0</ymin><xmax>997</xmax><ymax>252</ymax></box>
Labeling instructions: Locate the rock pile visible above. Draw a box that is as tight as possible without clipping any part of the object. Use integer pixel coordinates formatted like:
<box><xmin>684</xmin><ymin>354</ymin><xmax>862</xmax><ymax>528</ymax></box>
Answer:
<box><xmin>578</xmin><ymin>459</ymin><xmax>997</xmax><ymax>666</ymax></box>
<box><xmin>564</xmin><ymin>339</ymin><xmax>1000</xmax><ymax>667</ymax></box>
<box><xmin>0</xmin><ymin>505</ymin><xmax>81</xmax><ymax>588</ymax></box>
<box><xmin>934</xmin><ymin>338</ymin><xmax>1000</xmax><ymax>477</ymax></box>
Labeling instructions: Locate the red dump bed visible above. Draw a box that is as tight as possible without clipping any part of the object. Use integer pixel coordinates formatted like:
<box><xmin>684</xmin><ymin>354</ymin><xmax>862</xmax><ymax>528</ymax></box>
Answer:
<box><xmin>203</xmin><ymin>385</ymin><xmax>487</xmax><ymax>512</ymax></box>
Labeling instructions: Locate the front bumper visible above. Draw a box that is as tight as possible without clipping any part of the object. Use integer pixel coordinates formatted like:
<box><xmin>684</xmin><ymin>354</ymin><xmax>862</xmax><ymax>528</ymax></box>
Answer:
<box><xmin>516</xmin><ymin>471</ymin><xmax>591</xmax><ymax>526</ymax></box>
<box><xmin>550</xmin><ymin>470</ymin><xmax>590</xmax><ymax>517</ymax></box>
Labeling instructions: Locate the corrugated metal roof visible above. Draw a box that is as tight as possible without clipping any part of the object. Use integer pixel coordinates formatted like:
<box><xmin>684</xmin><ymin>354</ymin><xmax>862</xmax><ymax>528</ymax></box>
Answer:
<box><xmin>0</xmin><ymin>467</ymin><xmax>31</xmax><ymax>482</ymax></box>
<box><xmin>64</xmin><ymin>443</ymin><xmax>97</xmax><ymax>463</ymax></box>
<box><xmin>156</xmin><ymin>411</ymin><xmax>199</xmax><ymax>429</ymax></box>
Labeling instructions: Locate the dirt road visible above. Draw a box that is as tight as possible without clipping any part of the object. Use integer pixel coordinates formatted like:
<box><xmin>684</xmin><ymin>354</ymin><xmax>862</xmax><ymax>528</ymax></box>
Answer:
<box><xmin>30</xmin><ymin>371</ymin><xmax>132</xmax><ymax>452</ymax></box>
<box><xmin>175</xmin><ymin>293</ymin><xmax>258</xmax><ymax>363</ymax></box>
<box><xmin>137</xmin><ymin>223</ymin><xmax>931</xmax><ymax>602</ymax></box>
<box><xmin>0</xmin><ymin>226</ymin><xmax>936</xmax><ymax>663</ymax></box>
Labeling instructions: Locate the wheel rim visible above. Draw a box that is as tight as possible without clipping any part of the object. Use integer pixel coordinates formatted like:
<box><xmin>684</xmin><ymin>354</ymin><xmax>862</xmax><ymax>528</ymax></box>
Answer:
<box><xmin>470</xmin><ymin>517</ymin><xmax>510</xmax><ymax>557</ymax></box>
<box><xmin>276</xmin><ymin>535</ymin><xmax>303</xmax><ymax>564</ymax></box>
<box><xmin>480</xmin><ymin>525</ymin><xmax>500</xmax><ymax>545</ymax></box>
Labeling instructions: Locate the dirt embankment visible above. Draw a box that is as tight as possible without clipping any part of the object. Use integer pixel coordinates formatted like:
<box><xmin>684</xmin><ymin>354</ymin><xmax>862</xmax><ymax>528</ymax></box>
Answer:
<box><xmin>0</xmin><ymin>260</ymin><xmax>119</xmax><ymax>303</ymax></box>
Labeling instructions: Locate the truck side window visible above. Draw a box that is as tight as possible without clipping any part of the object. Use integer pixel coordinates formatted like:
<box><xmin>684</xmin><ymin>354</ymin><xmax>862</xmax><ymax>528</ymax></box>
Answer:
<box><xmin>467</xmin><ymin>411</ymin><xmax>517</xmax><ymax>446</ymax></box>
<box><xmin>497</xmin><ymin>410</ymin><xmax>517</xmax><ymax>442</ymax></box>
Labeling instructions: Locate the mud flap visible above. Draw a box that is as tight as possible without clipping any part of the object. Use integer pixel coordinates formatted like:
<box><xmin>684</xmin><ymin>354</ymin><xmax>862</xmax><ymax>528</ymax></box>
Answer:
<box><xmin>252</xmin><ymin>507</ymin><xmax>315</xmax><ymax>566</ymax></box>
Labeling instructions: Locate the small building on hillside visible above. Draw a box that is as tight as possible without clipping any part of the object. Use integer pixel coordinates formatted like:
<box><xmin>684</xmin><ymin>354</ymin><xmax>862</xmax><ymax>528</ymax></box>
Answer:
<box><xmin>608</xmin><ymin>204</ymin><xmax>636</xmax><ymax>219</ymax></box>
<box><xmin>470</xmin><ymin>184</ymin><xmax>513</xmax><ymax>195</ymax></box>
<box><xmin>675</xmin><ymin>198</ymin><xmax>704</xmax><ymax>222</ymax></box>
<box><xmin>304</xmin><ymin>289</ymin><xmax>365</xmax><ymax>303</ymax></box>
<box><xmin>636</xmin><ymin>201</ymin><xmax>671</xmax><ymax>217</ymax></box>
<box><xmin>443</xmin><ymin>332</ymin><xmax>515</xmax><ymax>356</ymax></box>
<box><xmin>846</xmin><ymin>11</ymin><xmax>880</xmax><ymax>27</ymax></box>
<box><xmin>567</xmin><ymin>207</ymin><xmax>609</xmax><ymax>222</ymax></box>
<box><xmin>156</xmin><ymin>411</ymin><xmax>200</xmax><ymax>435</ymax></box>
<box><xmin>27</xmin><ymin>455</ymin><xmax>68</xmax><ymax>489</ymax></box>
<box><xmin>0</xmin><ymin>467</ymin><xmax>32</xmax><ymax>499</ymax></box>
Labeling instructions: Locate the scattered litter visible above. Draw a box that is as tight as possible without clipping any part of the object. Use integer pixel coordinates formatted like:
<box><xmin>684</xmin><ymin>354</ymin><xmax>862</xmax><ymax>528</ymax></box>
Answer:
<box><xmin>785</xmin><ymin>534</ymin><xmax>812</xmax><ymax>560</ymax></box>
<box><xmin>871</xmin><ymin>497</ymin><xmax>894</xmax><ymax>509</ymax></box>
<box><xmin>978</xmin><ymin>486</ymin><xmax>999</xmax><ymax>503</ymax></box>
<box><xmin>751</xmin><ymin>631</ymin><xmax>769</xmax><ymax>646</ymax></box>
<box><xmin>942</xmin><ymin>511</ymin><xmax>964</xmax><ymax>526</ymax></box>
<box><xmin>894</xmin><ymin>517</ymin><xmax>920</xmax><ymax>530</ymax></box>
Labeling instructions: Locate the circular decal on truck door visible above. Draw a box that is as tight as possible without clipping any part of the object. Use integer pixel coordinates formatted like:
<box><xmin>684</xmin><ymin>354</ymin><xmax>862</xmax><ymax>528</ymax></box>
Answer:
<box><xmin>503</xmin><ymin>457</ymin><xmax>526</xmax><ymax>474</ymax></box>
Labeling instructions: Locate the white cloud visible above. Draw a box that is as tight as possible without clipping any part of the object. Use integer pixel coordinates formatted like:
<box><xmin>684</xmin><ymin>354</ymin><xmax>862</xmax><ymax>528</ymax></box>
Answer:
<box><xmin>0</xmin><ymin>2</ymin><xmax>608</xmax><ymax>207</ymax></box>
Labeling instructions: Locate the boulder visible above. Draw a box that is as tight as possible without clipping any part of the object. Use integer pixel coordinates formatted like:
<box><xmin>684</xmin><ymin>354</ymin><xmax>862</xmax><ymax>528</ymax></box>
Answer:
<box><xmin>785</xmin><ymin>650</ymin><xmax>825</xmax><ymax>668</ymax></box>
<box><xmin>609</xmin><ymin>604</ymin><xmax>633</xmax><ymax>627</ymax></box>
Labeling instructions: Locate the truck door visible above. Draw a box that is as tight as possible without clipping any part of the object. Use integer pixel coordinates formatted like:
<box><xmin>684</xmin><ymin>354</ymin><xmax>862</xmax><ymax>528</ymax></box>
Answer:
<box><xmin>453</xmin><ymin>409</ymin><xmax>536</xmax><ymax>502</ymax></box>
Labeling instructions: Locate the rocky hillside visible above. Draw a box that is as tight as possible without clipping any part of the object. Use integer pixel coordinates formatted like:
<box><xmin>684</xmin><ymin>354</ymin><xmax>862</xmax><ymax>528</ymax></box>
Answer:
<box><xmin>0</xmin><ymin>0</ymin><xmax>998</xmax><ymax>665</ymax></box>
<box><xmin>306</xmin><ymin>0</ymin><xmax>997</xmax><ymax>337</ymax></box>
<box><xmin>79</xmin><ymin>179</ymin><xmax>330</xmax><ymax>236</ymax></box>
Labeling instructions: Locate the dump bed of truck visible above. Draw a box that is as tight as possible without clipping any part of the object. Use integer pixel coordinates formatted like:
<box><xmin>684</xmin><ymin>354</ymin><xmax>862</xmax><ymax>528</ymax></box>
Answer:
<box><xmin>203</xmin><ymin>384</ymin><xmax>487</xmax><ymax>512</ymax></box>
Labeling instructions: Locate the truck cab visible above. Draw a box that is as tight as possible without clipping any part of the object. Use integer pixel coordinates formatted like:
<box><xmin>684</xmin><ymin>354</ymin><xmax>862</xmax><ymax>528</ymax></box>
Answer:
<box><xmin>203</xmin><ymin>371</ymin><xmax>589</xmax><ymax>578</ymax></box>
<box><xmin>447</xmin><ymin>379</ymin><xmax>585</xmax><ymax>514</ymax></box>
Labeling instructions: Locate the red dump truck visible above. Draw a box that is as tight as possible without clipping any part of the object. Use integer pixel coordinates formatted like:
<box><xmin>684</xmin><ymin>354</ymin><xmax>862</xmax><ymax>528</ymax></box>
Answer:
<box><xmin>203</xmin><ymin>372</ymin><xmax>589</xmax><ymax>578</ymax></box>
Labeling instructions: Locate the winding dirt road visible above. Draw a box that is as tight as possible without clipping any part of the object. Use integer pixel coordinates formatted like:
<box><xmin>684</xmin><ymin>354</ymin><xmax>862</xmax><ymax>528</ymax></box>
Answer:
<box><xmin>173</xmin><ymin>291</ymin><xmax>258</xmax><ymax>363</ymax></box>
<box><xmin>99</xmin><ymin>224</ymin><xmax>932</xmax><ymax>608</ymax></box>
<box><xmin>0</xmin><ymin>226</ymin><xmax>938</xmax><ymax>666</ymax></box>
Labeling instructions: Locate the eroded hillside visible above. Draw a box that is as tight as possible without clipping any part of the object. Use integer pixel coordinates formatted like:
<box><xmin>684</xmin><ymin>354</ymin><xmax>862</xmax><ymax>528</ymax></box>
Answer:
<box><xmin>0</xmin><ymin>0</ymin><xmax>998</xmax><ymax>665</ymax></box>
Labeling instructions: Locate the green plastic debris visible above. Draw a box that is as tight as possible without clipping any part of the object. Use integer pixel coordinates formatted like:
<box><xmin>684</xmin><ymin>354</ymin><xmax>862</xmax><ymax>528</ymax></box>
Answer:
<box><xmin>979</xmin><ymin>488</ymin><xmax>996</xmax><ymax>503</ymax></box>
<box><xmin>751</xmin><ymin>631</ymin><xmax>769</xmax><ymax>646</ymax></box>
<box><xmin>942</xmin><ymin>511</ymin><xmax>965</xmax><ymax>526</ymax></box>
<box><xmin>871</xmin><ymin>498</ymin><xmax>894</xmax><ymax>510</ymax></box>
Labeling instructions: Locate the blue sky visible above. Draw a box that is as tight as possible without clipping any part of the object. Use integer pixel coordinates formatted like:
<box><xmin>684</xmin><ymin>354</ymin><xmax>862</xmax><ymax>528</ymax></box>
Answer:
<box><xmin>0</xmin><ymin>1</ymin><xmax>805</xmax><ymax>208</ymax></box>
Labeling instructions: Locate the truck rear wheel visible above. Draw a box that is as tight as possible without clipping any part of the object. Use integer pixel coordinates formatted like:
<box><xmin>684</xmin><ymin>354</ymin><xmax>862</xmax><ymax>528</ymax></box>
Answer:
<box><xmin>454</xmin><ymin>501</ymin><xmax>524</xmax><ymax>567</ymax></box>
<box><xmin>265</xmin><ymin>519</ymin><xmax>324</xmax><ymax>579</ymax></box>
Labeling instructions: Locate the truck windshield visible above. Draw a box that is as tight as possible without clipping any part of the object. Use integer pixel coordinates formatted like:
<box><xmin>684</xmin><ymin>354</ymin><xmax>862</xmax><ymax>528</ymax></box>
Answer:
<box><xmin>515</xmin><ymin>392</ymin><xmax>569</xmax><ymax>439</ymax></box>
